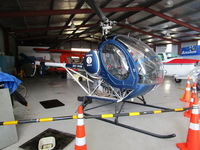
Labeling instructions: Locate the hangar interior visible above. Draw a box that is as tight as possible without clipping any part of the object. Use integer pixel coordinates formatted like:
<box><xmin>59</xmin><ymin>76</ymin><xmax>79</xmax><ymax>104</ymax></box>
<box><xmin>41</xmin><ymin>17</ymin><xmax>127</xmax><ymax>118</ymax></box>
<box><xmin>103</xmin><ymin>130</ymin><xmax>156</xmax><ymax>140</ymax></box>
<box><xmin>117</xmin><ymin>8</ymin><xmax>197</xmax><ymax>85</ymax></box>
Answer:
<box><xmin>0</xmin><ymin>0</ymin><xmax>200</xmax><ymax>150</ymax></box>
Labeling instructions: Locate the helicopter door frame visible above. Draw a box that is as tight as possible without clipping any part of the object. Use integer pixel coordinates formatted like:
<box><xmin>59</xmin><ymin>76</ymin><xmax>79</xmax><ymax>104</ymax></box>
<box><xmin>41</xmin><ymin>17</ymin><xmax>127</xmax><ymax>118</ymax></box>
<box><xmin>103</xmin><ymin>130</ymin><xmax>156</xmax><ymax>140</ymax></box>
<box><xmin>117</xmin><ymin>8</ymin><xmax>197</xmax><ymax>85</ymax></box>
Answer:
<box><xmin>98</xmin><ymin>39</ymin><xmax>139</xmax><ymax>89</ymax></box>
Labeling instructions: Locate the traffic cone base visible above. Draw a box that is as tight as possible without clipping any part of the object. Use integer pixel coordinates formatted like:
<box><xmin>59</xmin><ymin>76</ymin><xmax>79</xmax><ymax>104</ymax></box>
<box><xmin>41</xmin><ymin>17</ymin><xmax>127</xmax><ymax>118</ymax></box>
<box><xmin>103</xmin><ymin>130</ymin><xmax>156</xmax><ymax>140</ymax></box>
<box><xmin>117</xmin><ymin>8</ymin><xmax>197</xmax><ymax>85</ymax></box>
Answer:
<box><xmin>180</xmin><ymin>96</ymin><xmax>191</xmax><ymax>103</ymax></box>
<box><xmin>176</xmin><ymin>143</ymin><xmax>190</xmax><ymax>150</ymax></box>
<box><xmin>180</xmin><ymin>95</ymin><xmax>191</xmax><ymax>103</ymax></box>
<box><xmin>177</xmin><ymin>104</ymin><xmax>200</xmax><ymax>150</ymax></box>
<box><xmin>177</xmin><ymin>141</ymin><xmax>200</xmax><ymax>150</ymax></box>
<box><xmin>184</xmin><ymin>111</ymin><xmax>191</xmax><ymax>118</ymax></box>
<box><xmin>75</xmin><ymin>145</ymin><xmax>87</xmax><ymax>150</ymax></box>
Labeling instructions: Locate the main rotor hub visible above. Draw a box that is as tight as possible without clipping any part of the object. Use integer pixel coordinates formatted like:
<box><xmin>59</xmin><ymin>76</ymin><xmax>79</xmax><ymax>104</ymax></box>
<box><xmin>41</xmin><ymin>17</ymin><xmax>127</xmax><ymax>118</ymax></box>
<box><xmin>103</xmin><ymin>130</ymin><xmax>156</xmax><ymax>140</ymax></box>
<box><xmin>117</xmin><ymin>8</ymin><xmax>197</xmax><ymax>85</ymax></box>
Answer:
<box><xmin>100</xmin><ymin>19</ymin><xmax>116</xmax><ymax>36</ymax></box>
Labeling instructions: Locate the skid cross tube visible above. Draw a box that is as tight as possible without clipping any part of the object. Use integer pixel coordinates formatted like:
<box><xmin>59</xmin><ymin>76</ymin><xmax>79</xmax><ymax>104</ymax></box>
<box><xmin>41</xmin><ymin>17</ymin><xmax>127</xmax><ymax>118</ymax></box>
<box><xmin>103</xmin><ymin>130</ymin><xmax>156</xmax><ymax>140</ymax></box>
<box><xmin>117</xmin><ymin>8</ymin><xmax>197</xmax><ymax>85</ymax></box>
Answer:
<box><xmin>0</xmin><ymin>107</ymin><xmax>191</xmax><ymax>126</ymax></box>
<box><xmin>82</xmin><ymin>97</ymin><xmax>190</xmax><ymax>138</ymax></box>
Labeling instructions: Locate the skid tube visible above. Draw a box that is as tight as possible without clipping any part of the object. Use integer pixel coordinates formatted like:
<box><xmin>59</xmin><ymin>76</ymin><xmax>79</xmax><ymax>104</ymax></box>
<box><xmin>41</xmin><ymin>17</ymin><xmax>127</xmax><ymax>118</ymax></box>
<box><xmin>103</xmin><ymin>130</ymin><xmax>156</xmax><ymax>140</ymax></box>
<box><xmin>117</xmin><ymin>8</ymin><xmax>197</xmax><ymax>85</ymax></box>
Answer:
<box><xmin>80</xmin><ymin>96</ymin><xmax>181</xmax><ymax>139</ymax></box>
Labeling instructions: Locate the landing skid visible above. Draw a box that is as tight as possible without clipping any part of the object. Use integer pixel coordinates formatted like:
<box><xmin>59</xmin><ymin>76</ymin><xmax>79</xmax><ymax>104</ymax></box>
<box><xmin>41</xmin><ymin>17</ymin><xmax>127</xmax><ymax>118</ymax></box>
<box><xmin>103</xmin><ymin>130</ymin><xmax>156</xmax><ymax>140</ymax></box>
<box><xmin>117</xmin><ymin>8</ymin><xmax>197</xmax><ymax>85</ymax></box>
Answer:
<box><xmin>78</xmin><ymin>96</ymin><xmax>176</xmax><ymax>139</ymax></box>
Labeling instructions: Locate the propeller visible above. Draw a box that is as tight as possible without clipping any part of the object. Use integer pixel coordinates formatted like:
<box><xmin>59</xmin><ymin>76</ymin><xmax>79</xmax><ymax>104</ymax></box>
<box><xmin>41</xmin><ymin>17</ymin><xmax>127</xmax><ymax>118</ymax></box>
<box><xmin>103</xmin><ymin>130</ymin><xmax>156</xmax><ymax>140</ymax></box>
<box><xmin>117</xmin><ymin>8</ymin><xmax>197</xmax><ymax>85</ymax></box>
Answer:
<box><xmin>85</xmin><ymin>0</ymin><xmax>107</xmax><ymax>22</ymax></box>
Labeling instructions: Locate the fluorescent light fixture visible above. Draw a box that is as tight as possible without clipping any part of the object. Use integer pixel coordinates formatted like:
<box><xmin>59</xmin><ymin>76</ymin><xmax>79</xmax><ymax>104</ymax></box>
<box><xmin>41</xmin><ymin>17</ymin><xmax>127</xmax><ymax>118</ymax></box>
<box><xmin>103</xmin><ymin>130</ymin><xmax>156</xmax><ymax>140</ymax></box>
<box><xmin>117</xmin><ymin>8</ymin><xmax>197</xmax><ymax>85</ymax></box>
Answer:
<box><xmin>71</xmin><ymin>56</ymin><xmax>80</xmax><ymax>59</ymax></box>
<box><xmin>166</xmin><ymin>44</ymin><xmax>172</xmax><ymax>52</ymax></box>
<box><xmin>165</xmin><ymin>0</ymin><xmax>174</xmax><ymax>8</ymax></box>
<box><xmin>70</xmin><ymin>19</ymin><xmax>76</xmax><ymax>29</ymax></box>
<box><xmin>145</xmin><ymin>48</ymin><xmax>150</xmax><ymax>52</ymax></box>
<box><xmin>71</xmin><ymin>48</ymin><xmax>91</xmax><ymax>52</ymax></box>
<box><xmin>198</xmin><ymin>40</ymin><xmax>200</xmax><ymax>45</ymax></box>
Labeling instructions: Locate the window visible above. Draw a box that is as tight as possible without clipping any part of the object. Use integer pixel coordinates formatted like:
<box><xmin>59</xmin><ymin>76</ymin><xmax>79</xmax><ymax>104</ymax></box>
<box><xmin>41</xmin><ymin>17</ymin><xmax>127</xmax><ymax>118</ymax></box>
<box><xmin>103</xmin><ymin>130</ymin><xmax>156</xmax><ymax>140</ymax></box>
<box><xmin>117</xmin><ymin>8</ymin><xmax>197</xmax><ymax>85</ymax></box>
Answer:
<box><xmin>166</xmin><ymin>44</ymin><xmax>172</xmax><ymax>52</ymax></box>
<box><xmin>102</xmin><ymin>44</ymin><xmax>129</xmax><ymax>80</ymax></box>
<box><xmin>198</xmin><ymin>40</ymin><xmax>200</xmax><ymax>45</ymax></box>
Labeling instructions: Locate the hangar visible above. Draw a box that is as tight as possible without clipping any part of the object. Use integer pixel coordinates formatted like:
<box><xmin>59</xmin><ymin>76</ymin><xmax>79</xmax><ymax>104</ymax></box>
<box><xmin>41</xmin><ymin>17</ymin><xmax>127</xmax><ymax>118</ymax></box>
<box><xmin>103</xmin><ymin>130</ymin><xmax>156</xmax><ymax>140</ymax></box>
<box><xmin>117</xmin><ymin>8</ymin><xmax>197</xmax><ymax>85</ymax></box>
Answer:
<box><xmin>0</xmin><ymin>0</ymin><xmax>200</xmax><ymax>150</ymax></box>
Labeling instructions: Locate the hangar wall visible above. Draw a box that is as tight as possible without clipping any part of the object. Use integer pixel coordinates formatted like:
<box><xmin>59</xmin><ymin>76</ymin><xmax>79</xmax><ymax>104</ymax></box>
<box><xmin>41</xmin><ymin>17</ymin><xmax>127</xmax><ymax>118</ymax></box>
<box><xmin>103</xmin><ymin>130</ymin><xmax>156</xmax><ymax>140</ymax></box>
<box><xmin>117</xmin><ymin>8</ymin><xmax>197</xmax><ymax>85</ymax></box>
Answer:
<box><xmin>17</xmin><ymin>40</ymin><xmax>98</xmax><ymax>63</ymax></box>
<box><xmin>59</xmin><ymin>40</ymin><xmax>98</xmax><ymax>50</ymax></box>
<box><xmin>18</xmin><ymin>46</ymin><xmax>51</xmax><ymax>60</ymax></box>
<box><xmin>156</xmin><ymin>41</ymin><xmax>199</xmax><ymax>55</ymax></box>
<box><xmin>156</xmin><ymin>45</ymin><xmax>178</xmax><ymax>54</ymax></box>
<box><xmin>181</xmin><ymin>41</ymin><xmax>198</xmax><ymax>47</ymax></box>
<box><xmin>0</xmin><ymin>27</ymin><xmax>17</xmax><ymax>73</ymax></box>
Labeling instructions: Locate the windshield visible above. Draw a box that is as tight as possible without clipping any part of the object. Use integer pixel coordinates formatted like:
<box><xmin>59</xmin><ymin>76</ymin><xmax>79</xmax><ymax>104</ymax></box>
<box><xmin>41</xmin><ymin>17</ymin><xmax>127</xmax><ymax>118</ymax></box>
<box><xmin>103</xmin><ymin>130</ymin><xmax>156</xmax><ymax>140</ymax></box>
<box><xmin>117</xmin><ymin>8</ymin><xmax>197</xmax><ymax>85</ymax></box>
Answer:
<box><xmin>166</xmin><ymin>52</ymin><xmax>178</xmax><ymax>59</ymax></box>
<box><xmin>116</xmin><ymin>35</ymin><xmax>164</xmax><ymax>85</ymax></box>
<box><xmin>102</xmin><ymin>44</ymin><xmax>129</xmax><ymax>80</ymax></box>
<box><xmin>157</xmin><ymin>53</ymin><xmax>164</xmax><ymax>61</ymax></box>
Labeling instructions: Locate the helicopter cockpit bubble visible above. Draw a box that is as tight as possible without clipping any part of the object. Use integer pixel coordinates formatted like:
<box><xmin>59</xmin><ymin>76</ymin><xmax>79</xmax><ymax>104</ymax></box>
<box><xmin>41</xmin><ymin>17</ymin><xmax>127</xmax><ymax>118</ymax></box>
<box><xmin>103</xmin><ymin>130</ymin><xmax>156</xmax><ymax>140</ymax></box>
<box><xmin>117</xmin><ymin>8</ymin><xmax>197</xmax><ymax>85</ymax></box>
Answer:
<box><xmin>115</xmin><ymin>35</ymin><xmax>164</xmax><ymax>85</ymax></box>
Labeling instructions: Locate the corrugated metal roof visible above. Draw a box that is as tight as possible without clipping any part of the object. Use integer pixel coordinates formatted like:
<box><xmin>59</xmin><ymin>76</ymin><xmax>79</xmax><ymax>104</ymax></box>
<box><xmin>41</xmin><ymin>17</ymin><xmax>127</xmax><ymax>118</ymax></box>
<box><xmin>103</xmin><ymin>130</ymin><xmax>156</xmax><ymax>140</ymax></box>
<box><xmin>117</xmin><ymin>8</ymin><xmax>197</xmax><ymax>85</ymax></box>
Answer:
<box><xmin>0</xmin><ymin>0</ymin><xmax>199</xmax><ymax>47</ymax></box>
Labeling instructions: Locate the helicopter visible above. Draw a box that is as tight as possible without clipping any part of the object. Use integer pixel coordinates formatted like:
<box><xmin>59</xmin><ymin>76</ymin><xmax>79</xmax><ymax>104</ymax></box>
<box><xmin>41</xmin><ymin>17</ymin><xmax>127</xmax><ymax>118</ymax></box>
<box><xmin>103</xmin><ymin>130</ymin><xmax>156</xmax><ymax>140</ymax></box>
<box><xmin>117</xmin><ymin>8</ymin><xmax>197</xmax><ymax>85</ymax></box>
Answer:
<box><xmin>33</xmin><ymin>0</ymin><xmax>177</xmax><ymax>139</ymax></box>
<box><xmin>35</xmin><ymin>0</ymin><xmax>164</xmax><ymax>104</ymax></box>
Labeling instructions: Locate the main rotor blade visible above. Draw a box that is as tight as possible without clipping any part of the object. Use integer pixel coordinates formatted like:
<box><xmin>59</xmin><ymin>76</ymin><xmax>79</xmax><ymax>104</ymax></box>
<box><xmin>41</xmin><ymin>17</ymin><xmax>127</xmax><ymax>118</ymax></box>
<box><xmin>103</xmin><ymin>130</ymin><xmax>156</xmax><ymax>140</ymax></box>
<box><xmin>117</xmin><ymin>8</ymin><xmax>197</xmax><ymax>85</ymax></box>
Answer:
<box><xmin>85</xmin><ymin>0</ymin><xmax>107</xmax><ymax>22</ymax></box>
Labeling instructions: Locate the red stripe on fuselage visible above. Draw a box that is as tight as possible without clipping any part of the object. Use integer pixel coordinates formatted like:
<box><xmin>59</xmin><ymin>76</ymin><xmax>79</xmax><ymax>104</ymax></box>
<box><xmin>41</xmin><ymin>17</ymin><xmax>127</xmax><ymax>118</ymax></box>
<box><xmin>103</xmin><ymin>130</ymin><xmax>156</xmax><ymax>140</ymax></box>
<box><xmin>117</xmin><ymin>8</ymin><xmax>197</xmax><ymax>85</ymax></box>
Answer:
<box><xmin>163</xmin><ymin>59</ymin><xmax>199</xmax><ymax>64</ymax></box>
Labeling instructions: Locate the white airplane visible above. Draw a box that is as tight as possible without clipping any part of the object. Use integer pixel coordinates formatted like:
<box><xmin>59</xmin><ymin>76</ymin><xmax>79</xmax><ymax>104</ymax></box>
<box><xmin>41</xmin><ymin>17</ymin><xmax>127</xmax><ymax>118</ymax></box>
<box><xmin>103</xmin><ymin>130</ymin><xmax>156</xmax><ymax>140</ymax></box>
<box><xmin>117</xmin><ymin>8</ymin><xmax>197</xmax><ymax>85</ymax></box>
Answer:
<box><xmin>157</xmin><ymin>52</ymin><xmax>200</xmax><ymax>83</ymax></box>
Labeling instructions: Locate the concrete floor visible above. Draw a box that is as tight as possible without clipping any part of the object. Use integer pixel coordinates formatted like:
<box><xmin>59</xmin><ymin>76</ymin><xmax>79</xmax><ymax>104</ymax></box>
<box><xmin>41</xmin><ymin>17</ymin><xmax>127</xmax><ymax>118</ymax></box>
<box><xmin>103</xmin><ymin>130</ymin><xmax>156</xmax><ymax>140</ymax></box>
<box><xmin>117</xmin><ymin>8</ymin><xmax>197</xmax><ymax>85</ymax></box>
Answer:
<box><xmin>3</xmin><ymin>75</ymin><xmax>191</xmax><ymax>150</ymax></box>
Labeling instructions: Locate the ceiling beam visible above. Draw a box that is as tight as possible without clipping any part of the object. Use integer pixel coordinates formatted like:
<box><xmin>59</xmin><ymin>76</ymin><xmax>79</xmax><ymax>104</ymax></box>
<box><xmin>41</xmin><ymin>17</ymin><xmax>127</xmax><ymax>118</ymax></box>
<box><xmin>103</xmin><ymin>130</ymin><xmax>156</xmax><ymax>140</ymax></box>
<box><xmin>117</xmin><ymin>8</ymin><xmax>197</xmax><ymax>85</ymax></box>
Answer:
<box><xmin>146</xmin><ymin>9</ymin><xmax>200</xmax><ymax>29</ymax></box>
<box><xmin>180</xmin><ymin>39</ymin><xmax>200</xmax><ymax>43</ymax></box>
<box><xmin>111</xmin><ymin>0</ymin><xmax>162</xmax><ymax>33</ymax></box>
<box><xmin>46</xmin><ymin>0</ymin><xmax>55</xmax><ymax>35</ymax></box>
<box><xmin>70</xmin><ymin>0</ymin><xmax>163</xmax><ymax>48</ymax></box>
<box><xmin>117</xmin><ymin>23</ymin><xmax>180</xmax><ymax>44</ymax></box>
<box><xmin>0</xmin><ymin>7</ymin><xmax>144</xmax><ymax>17</ymax></box>
<box><xmin>59</xmin><ymin>0</ymin><xmax>85</xmax><ymax>35</ymax></box>
<box><xmin>3</xmin><ymin>6</ymin><xmax>199</xmax><ymax>33</ymax></box>
<box><xmin>17</xmin><ymin>31</ymin><xmax>100</xmax><ymax>40</ymax></box>
<box><xmin>68</xmin><ymin>0</ymin><xmax>135</xmax><ymax>43</ymax></box>
<box><xmin>11</xmin><ymin>23</ymin><xmax>96</xmax><ymax>33</ymax></box>
<box><xmin>144</xmin><ymin>8</ymin><xmax>200</xmax><ymax>33</ymax></box>
<box><xmin>115</xmin><ymin>0</ymin><xmax>162</xmax><ymax>22</ymax></box>
<box><xmin>141</xmin><ymin>31</ymin><xmax>200</xmax><ymax>41</ymax></box>
<box><xmin>106</xmin><ymin>0</ymin><xmax>136</xmax><ymax>18</ymax></box>
<box><xmin>18</xmin><ymin>35</ymin><xmax>65</xmax><ymax>40</ymax></box>
<box><xmin>16</xmin><ymin>0</ymin><xmax>29</xmax><ymax>37</ymax></box>
<box><xmin>132</xmin><ymin>0</ymin><xmax>195</xmax><ymax>25</ymax></box>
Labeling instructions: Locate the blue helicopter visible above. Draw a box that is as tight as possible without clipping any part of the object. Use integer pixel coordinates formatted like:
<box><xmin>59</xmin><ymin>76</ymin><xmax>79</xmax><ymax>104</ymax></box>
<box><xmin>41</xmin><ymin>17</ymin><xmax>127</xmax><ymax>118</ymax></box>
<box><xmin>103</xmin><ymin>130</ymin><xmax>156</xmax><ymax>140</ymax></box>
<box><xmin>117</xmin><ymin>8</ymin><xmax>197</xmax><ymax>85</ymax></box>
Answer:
<box><xmin>33</xmin><ymin>0</ymin><xmax>179</xmax><ymax>139</ymax></box>
<box><xmin>36</xmin><ymin>33</ymin><xmax>164</xmax><ymax>103</ymax></box>
<box><xmin>35</xmin><ymin>0</ymin><xmax>164</xmax><ymax>104</ymax></box>
<box><xmin>82</xmin><ymin>34</ymin><xmax>164</xmax><ymax>102</ymax></box>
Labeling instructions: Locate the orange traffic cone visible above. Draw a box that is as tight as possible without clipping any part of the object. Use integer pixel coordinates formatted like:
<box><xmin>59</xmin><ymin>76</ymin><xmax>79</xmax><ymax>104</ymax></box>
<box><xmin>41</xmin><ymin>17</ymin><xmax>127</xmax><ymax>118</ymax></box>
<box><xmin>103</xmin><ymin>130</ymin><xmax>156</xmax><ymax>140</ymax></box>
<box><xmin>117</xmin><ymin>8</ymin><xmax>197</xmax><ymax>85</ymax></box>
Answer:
<box><xmin>176</xmin><ymin>104</ymin><xmax>200</xmax><ymax>150</ymax></box>
<box><xmin>180</xmin><ymin>78</ymin><xmax>191</xmax><ymax>102</ymax></box>
<box><xmin>75</xmin><ymin>105</ymin><xmax>87</xmax><ymax>150</ymax></box>
<box><xmin>184</xmin><ymin>83</ymin><xmax>197</xmax><ymax>118</ymax></box>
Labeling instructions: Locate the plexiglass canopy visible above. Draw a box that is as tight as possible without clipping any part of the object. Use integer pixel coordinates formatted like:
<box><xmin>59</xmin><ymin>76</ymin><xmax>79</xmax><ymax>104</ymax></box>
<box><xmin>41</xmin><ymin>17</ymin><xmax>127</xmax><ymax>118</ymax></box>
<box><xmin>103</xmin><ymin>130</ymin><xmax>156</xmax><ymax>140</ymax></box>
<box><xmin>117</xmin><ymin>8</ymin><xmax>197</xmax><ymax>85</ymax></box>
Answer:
<box><xmin>108</xmin><ymin>35</ymin><xmax>164</xmax><ymax>85</ymax></box>
<box><xmin>102</xmin><ymin>44</ymin><xmax>129</xmax><ymax>80</ymax></box>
